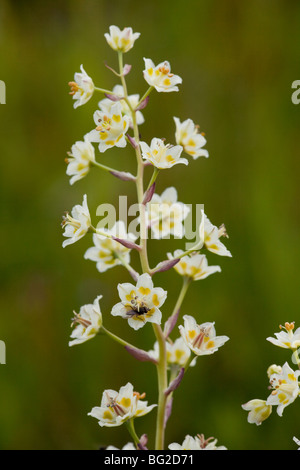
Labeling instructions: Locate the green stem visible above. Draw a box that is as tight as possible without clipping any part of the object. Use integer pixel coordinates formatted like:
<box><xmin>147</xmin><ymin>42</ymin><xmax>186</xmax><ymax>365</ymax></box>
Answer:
<box><xmin>101</xmin><ymin>326</ymin><xmax>137</xmax><ymax>350</ymax></box>
<box><xmin>169</xmin><ymin>276</ymin><xmax>191</xmax><ymax>323</ymax></box>
<box><xmin>136</xmin><ymin>86</ymin><xmax>154</xmax><ymax>109</ymax></box>
<box><xmin>125</xmin><ymin>419</ymin><xmax>140</xmax><ymax>446</ymax></box>
<box><xmin>183</xmin><ymin>352</ymin><xmax>197</xmax><ymax>372</ymax></box>
<box><xmin>89</xmin><ymin>225</ymin><xmax>114</xmax><ymax>239</ymax></box>
<box><xmin>92</xmin><ymin>160</ymin><xmax>126</xmax><ymax>175</ymax></box>
<box><xmin>146</xmin><ymin>167</ymin><xmax>160</xmax><ymax>194</ymax></box>
<box><xmin>152</xmin><ymin>323</ymin><xmax>168</xmax><ymax>450</ymax></box>
<box><xmin>94</xmin><ymin>86</ymin><xmax>115</xmax><ymax>95</ymax></box>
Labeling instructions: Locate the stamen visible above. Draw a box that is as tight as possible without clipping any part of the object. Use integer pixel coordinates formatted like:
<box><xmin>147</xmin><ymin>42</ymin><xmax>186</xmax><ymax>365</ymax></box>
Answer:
<box><xmin>105</xmin><ymin>394</ymin><xmax>126</xmax><ymax>417</ymax></box>
<box><xmin>71</xmin><ymin>311</ymin><xmax>92</xmax><ymax>329</ymax></box>
<box><xmin>197</xmin><ymin>434</ymin><xmax>215</xmax><ymax>449</ymax></box>
<box><xmin>133</xmin><ymin>391</ymin><xmax>146</xmax><ymax>400</ymax></box>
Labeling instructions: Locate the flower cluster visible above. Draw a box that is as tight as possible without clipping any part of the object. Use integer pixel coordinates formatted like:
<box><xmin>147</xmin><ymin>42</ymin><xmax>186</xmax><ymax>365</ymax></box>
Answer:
<box><xmin>242</xmin><ymin>322</ymin><xmax>300</xmax><ymax>425</ymax></box>
<box><xmin>63</xmin><ymin>25</ymin><xmax>232</xmax><ymax>451</ymax></box>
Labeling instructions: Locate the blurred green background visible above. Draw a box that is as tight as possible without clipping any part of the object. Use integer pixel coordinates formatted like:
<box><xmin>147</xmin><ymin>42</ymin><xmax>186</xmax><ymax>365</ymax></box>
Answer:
<box><xmin>1</xmin><ymin>0</ymin><xmax>300</xmax><ymax>450</ymax></box>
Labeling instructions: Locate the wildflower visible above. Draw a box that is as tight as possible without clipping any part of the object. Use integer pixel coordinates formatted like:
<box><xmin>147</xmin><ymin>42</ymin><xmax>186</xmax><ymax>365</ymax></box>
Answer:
<box><xmin>146</xmin><ymin>187</ymin><xmax>190</xmax><ymax>239</ymax></box>
<box><xmin>267</xmin><ymin>322</ymin><xmax>300</xmax><ymax>350</ymax></box>
<box><xmin>140</xmin><ymin>138</ymin><xmax>187</xmax><ymax>169</ymax></box>
<box><xmin>174</xmin><ymin>117</ymin><xmax>209</xmax><ymax>160</ymax></box>
<box><xmin>99</xmin><ymin>85</ymin><xmax>144</xmax><ymax>126</ymax></box>
<box><xmin>69</xmin><ymin>295</ymin><xmax>102</xmax><ymax>347</ymax></box>
<box><xmin>84</xmin><ymin>221</ymin><xmax>137</xmax><ymax>273</ymax></box>
<box><xmin>179</xmin><ymin>315</ymin><xmax>229</xmax><ymax>356</ymax></box>
<box><xmin>242</xmin><ymin>399</ymin><xmax>272</xmax><ymax>426</ymax></box>
<box><xmin>88</xmin><ymin>382</ymin><xmax>156</xmax><ymax>427</ymax></box>
<box><xmin>143</xmin><ymin>58</ymin><xmax>182</xmax><ymax>92</ymax></box>
<box><xmin>168</xmin><ymin>434</ymin><xmax>226</xmax><ymax>450</ymax></box>
<box><xmin>65</xmin><ymin>139</ymin><xmax>95</xmax><ymax>185</ymax></box>
<box><xmin>111</xmin><ymin>273</ymin><xmax>167</xmax><ymax>330</ymax></box>
<box><xmin>106</xmin><ymin>443</ymin><xmax>136</xmax><ymax>450</ymax></box>
<box><xmin>198</xmin><ymin>212</ymin><xmax>232</xmax><ymax>257</ymax></box>
<box><xmin>62</xmin><ymin>194</ymin><xmax>91</xmax><ymax>248</ymax></box>
<box><xmin>68</xmin><ymin>65</ymin><xmax>94</xmax><ymax>109</ymax></box>
<box><xmin>85</xmin><ymin>102</ymin><xmax>130</xmax><ymax>153</ymax></box>
<box><xmin>104</xmin><ymin>26</ymin><xmax>140</xmax><ymax>53</ymax></box>
<box><xmin>266</xmin><ymin>362</ymin><xmax>300</xmax><ymax>416</ymax></box>
<box><xmin>167</xmin><ymin>250</ymin><xmax>221</xmax><ymax>281</ymax></box>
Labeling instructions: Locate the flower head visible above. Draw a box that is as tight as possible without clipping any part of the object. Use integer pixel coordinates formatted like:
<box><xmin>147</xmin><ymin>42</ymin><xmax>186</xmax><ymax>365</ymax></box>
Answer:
<box><xmin>68</xmin><ymin>65</ymin><xmax>94</xmax><ymax>109</ymax></box>
<box><xmin>105</xmin><ymin>26</ymin><xmax>140</xmax><ymax>53</ymax></box>
<box><xmin>143</xmin><ymin>58</ymin><xmax>182</xmax><ymax>92</ymax></box>
<box><xmin>179</xmin><ymin>315</ymin><xmax>229</xmax><ymax>356</ymax></box>
<box><xmin>168</xmin><ymin>250</ymin><xmax>221</xmax><ymax>281</ymax></box>
<box><xmin>242</xmin><ymin>399</ymin><xmax>272</xmax><ymax>426</ymax></box>
<box><xmin>99</xmin><ymin>85</ymin><xmax>144</xmax><ymax>126</ymax></box>
<box><xmin>69</xmin><ymin>295</ymin><xmax>102</xmax><ymax>347</ymax></box>
<box><xmin>174</xmin><ymin>117</ymin><xmax>209</xmax><ymax>160</ymax></box>
<box><xmin>65</xmin><ymin>139</ymin><xmax>95</xmax><ymax>185</ymax></box>
<box><xmin>198</xmin><ymin>212</ymin><xmax>232</xmax><ymax>257</ymax></box>
<box><xmin>88</xmin><ymin>382</ymin><xmax>156</xmax><ymax>427</ymax></box>
<box><xmin>169</xmin><ymin>434</ymin><xmax>227</xmax><ymax>450</ymax></box>
<box><xmin>267</xmin><ymin>322</ymin><xmax>300</xmax><ymax>350</ymax></box>
<box><xmin>62</xmin><ymin>194</ymin><xmax>91</xmax><ymax>248</ymax></box>
<box><xmin>84</xmin><ymin>221</ymin><xmax>137</xmax><ymax>273</ymax></box>
<box><xmin>266</xmin><ymin>362</ymin><xmax>300</xmax><ymax>416</ymax></box>
<box><xmin>146</xmin><ymin>187</ymin><xmax>190</xmax><ymax>239</ymax></box>
<box><xmin>111</xmin><ymin>273</ymin><xmax>167</xmax><ymax>330</ymax></box>
<box><xmin>85</xmin><ymin>102</ymin><xmax>130</xmax><ymax>153</ymax></box>
<box><xmin>140</xmin><ymin>138</ymin><xmax>187</xmax><ymax>169</ymax></box>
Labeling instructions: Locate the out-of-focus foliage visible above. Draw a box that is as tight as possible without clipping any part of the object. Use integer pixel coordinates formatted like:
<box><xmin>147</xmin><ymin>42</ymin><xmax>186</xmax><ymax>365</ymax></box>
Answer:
<box><xmin>0</xmin><ymin>0</ymin><xmax>300</xmax><ymax>450</ymax></box>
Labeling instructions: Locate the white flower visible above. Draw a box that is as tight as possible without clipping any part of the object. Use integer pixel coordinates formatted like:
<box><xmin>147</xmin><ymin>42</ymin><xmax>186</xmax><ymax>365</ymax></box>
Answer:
<box><xmin>242</xmin><ymin>399</ymin><xmax>272</xmax><ymax>426</ymax></box>
<box><xmin>88</xmin><ymin>383</ymin><xmax>156</xmax><ymax>427</ymax></box>
<box><xmin>69</xmin><ymin>295</ymin><xmax>102</xmax><ymax>347</ymax></box>
<box><xmin>68</xmin><ymin>65</ymin><xmax>94</xmax><ymax>109</ymax></box>
<box><xmin>111</xmin><ymin>273</ymin><xmax>167</xmax><ymax>330</ymax></box>
<box><xmin>84</xmin><ymin>221</ymin><xmax>137</xmax><ymax>273</ymax></box>
<box><xmin>167</xmin><ymin>250</ymin><xmax>221</xmax><ymax>281</ymax></box>
<box><xmin>104</xmin><ymin>26</ymin><xmax>140</xmax><ymax>53</ymax></box>
<box><xmin>179</xmin><ymin>315</ymin><xmax>229</xmax><ymax>356</ymax></box>
<box><xmin>143</xmin><ymin>58</ymin><xmax>182</xmax><ymax>92</ymax></box>
<box><xmin>174</xmin><ymin>117</ymin><xmax>209</xmax><ymax>160</ymax></box>
<box><xmin>198</xmin><ymin>212</ymin><xmax>232</xmax><ymax>257</ymax></box>
<box><xmin>62</xmin><ymin>194</ymin><xmax>91</xmax><ymax>248</ymax></box>
<box><xmin>106</xmin><ymin>443</ymin><xmax>136</xmax><ymax>450</ymax></box>
<box><xmin>99</xmin><ymin>85</ymin><xmax>144</xmax><ymax>126</ymax></box>
<box><xmin>293</xmin><ymin>436</ymin><xmax>300</xmax><ymax>450</ymax></box>
<box><xmin>66</xmin><ymin>139</ymin><xmax>95</xmax><ymax>185</ymax></box>
<box><xmin>146</xmin><ymin>187</ymin><xmax>190</xmax><ymax>239</ymax></box>
<box><xmin>148</xmin><ymin>338</ymin><xmax>194</xmax><ymax>367</ymax></box>
<box><xmin>140</xmin><ymin>138</ymin><xmax>187</xmax><ymax>169</ymax></box>
<box><xmin>267</xmin><ymin>322</ymin><xmax>300</xmax><ymax>350</ymax></box>
<box><xmin>85</xmin><ymin>102</ymin><xmax>130</xmax><ymax>153</ymax></box>
<box><xmin>169</xmin><ymin>434</ymin><xmax>226</xmax><ymax>450</ymax></box>
<box><xmin>266</xmin><ymin>362</ymin><xmax>300</xmax><ymax>416</ymax></box>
